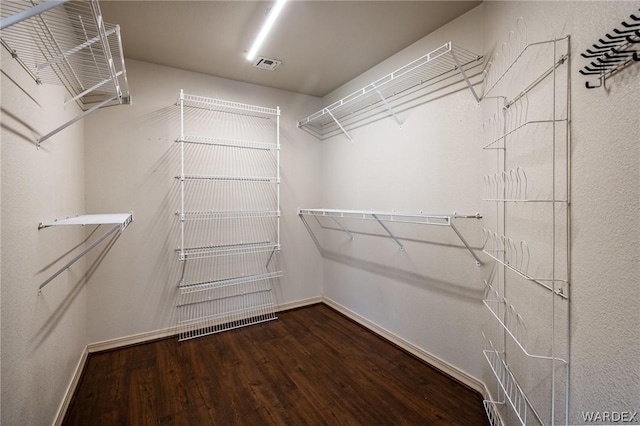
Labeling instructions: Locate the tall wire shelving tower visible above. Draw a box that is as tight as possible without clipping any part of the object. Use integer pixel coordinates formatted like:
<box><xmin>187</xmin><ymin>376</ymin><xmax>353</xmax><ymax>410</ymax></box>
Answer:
<box><xmin>175</xmin><ymin>90</ymin><xmax>281</xmax><ymax>341</ymax></box>
<box><xmin>480</xmin><ymin>19</ymin><xmax>571</xmax><ymax>426</ymax></box>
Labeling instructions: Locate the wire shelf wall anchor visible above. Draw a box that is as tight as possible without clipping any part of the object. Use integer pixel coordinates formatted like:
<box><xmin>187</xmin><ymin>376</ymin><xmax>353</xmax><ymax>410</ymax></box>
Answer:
<box><xmin>580</xmin><ymin>9</ymin><xmax>640</xmax><ymax>88</ymax></box>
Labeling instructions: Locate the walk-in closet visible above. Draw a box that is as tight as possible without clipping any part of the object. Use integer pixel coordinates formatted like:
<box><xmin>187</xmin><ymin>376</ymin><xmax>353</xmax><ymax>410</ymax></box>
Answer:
<box><xmin>1</xmin><ymin>1</ymin><xmax>638</xmax><ymax>425</ymax></box>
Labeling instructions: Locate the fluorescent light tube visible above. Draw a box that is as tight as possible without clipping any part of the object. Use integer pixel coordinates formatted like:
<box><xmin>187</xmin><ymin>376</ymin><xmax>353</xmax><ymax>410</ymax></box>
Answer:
<box><xmin>246</xmin><ymin>0</ymin><xmax>287</xmax><ymax>61</ymax></box>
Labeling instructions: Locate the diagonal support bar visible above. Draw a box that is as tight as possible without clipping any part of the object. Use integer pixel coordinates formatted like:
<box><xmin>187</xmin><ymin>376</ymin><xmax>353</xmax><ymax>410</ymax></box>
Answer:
<box><xmin>330</xmin><ymin>216</ymin><xmax>354</xmax><ymax>240</ymax></box>
<box><xmin>38</xmin><ymin>223</ymin><xmax>121</xmax><ymax>293</ymax></box>
<box><xmin>37</xmin><ymin>95</ymin><xmax>117</xmax><ymax>147</ymax></box>
<box><xmin>374</xmin><ymin>88</ymin><xmax>402</xmax><ymax>127</ymax></box>
<box><xmin>326</xmin><ymin>109</ymin><xmax>353</xmax><ymax>141</ymax></box>
<box><xmin>450</xmin><ymin>47</ymin><xmax>481</xmax><ymax>103</ymax></box>
<box><xmin>449</xmin><ymin>219</ymin><xmax>483</xmax><ymax>265</ymax></box>
<box><xmin>372</xmin><ymin>214</ymin><xmax>404</xmax><ymax>250</ymax></box>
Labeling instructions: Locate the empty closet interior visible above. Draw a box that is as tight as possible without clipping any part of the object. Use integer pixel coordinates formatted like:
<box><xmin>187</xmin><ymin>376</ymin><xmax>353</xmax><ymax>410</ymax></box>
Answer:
<box><xmin>1</xmin><ymin>1</ymin><xmax>638</xmax><ymax>425</ymax></box>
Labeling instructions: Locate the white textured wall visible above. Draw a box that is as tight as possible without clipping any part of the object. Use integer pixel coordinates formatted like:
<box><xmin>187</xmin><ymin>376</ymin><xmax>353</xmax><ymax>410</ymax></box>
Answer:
<box><xmin>83</xmin><ymin>59</ymin><xmax>324</xmax><ymax>343</ymax></box>
<box><xmin>1</xmin><ymin>49</ymin><xmax>88</xmax><ymax>425</ymax></box>
<box><xmin>318</xmin><ymin>5</ymin><xmax>489</xmax><ymax>384</ymax></box>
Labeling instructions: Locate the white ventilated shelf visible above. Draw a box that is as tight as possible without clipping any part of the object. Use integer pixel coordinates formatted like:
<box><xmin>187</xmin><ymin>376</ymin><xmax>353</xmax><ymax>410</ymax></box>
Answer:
<box><xmin>176</xmin><ymin>135</ymin><xmax>278</xmax><ymax>151</ymax></box>
<box><xmin>297</xmin><ymin>41</ymin><xmax>482</xmax><ymax>140</ymax></box>
<box><xmin>177</xmin><ymin>241</ymin><xmax>280</xmax><ymax>261</ymax></box>
<box><xmin>37</xmin><ymin>212</ymin><xmax>133</xmax><ymax>292</ymax></box>
<box><xmin>178</xmin><ymin>210</ymin><xmax>280</xmax><ymax>221</ymax></box>
<box><xmin>177</xmin><ymin>174</ymin><xmax>279</xmax><ymax>183</ymax></box>
<box><xmin>179</xmin><ymin>271</ymin><xmax>283</xmax><ymax>295</ymax></box>
<box><xmin>38</xmin><ymin>213</ymin><xmax>133</xmax><ymax>230</ymax></box>
<box><xmin>179</xmin><ymin>92</ymin><xmax>279</xmax><ymax>119</ymax></box>
<box><xmin>0</xmin><ymin>0</ymin><xmax>131</xmax><ymax>146</ymax></box>
<box><xmin>298</xmin><ymin>208</ymin><xmax>482</xmax><ymax>265</ymax></box>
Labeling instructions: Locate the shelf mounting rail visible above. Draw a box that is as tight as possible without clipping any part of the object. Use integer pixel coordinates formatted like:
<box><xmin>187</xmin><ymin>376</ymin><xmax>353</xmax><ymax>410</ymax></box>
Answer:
<box><xmin>0</xmin><ymin>0</ymin><xmax>131</xmax><ymax>147</ymax></box>
<box><xmin>37</xmin><ymin>212</ymin><xmax>133</xmax><ymax>293</ymax></box>
<box><xmin>297</xmin><ymin>42</ymin><xmax>482</xmax><ymax>141</ymax></box>
<box><xmin>298</xmin><ymin>208</ymin><xmax>483</xmax><ymax>265</ymax></box>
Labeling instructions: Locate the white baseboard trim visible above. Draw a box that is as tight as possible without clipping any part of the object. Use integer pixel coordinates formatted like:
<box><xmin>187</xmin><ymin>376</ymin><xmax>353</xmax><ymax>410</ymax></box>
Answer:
<box><xmin>322</xmin><ymin>296</ymin><xmax>485</xmax><ymax>394</ymax></box>
<box><xmin>87</xmin><ymin>326</ymin><xmax>177</xmax><ymax>353</ymax></box>
<box><xmin>277</xmin><ymin>295</ymin><xmax>323</xmax><ymax>311</ymax></box>
<box><xmin>86</xmin><ymin>296</ymin><xmax>322</xmax><ymax>353</ymax></box>
<box><xmin>53</xmin><ymin>346</ymin><xmax>89</xmax><ymax>426</ymax></box>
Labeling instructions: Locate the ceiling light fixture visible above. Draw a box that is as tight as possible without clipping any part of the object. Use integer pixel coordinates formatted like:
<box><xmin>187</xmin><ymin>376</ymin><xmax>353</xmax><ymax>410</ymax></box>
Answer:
<box><xmin>246</xmin><ymin>0</ymin><xmax>287</xmax><ymax>61</ymax></box>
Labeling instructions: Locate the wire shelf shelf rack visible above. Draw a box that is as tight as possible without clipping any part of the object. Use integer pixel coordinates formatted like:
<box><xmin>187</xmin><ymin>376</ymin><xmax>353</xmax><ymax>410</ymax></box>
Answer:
<box><xmin>297</xmin><ymin>41</ymin><xmax>482</xmax><ymax>141</ymax></box>
<box><xmin>175</xmin><ymin>90</ymin><xmax>281</xmax><ymax>341</ymax></box>
<box><xmin>1</xmin><ymin>0</ymin><xmax>131</xmax><ymax>146</ymax></box>
<box><xmin>480</xmin><ymin>19</ymin><xmax>570</xmax><ymax>426</ymax></box>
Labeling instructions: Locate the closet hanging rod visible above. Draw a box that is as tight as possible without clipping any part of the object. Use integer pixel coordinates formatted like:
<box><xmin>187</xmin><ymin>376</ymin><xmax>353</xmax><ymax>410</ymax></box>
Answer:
<box><xmin>298</xmin><ymin>208</ymin><xmax>483</xmax><ymax>265</ymax></box>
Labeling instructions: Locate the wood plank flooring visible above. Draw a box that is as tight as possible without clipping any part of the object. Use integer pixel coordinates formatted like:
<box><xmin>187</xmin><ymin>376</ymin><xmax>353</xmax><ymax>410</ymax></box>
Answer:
<box><xmin>64</xmin><ymin>304</ymin><xmax>488</xmax><ymax>425</ymax></box>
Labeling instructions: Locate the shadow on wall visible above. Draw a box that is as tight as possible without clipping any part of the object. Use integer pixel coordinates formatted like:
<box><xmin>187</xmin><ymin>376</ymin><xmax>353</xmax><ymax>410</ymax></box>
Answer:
<box><xmin>299</xmin><ymin>215</ymin><xmax>486</xmax><ymax>303</ymax></box>
<box><xmin>31</xmin><ymin>230</ymin><xmax>123</xmax><ymax>352</ymax></box>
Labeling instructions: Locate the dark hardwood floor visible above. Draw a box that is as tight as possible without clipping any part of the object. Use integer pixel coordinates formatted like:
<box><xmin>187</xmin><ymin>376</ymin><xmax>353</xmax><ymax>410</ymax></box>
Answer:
<box><xmin>64</xmin><ymin>304</ymin><xmax>488</xmax><ymax>425</ymax></box>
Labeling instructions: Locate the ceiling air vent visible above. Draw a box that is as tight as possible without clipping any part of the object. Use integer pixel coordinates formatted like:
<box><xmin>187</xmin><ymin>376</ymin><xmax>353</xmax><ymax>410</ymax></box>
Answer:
<box><xmin>252</xmin><ymin>56</ymin><xmax>281</xmax><ymax>71</ymax></box>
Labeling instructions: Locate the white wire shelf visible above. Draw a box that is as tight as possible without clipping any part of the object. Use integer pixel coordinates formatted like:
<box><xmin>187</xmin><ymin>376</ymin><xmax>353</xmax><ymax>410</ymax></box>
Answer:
<box><xmin>179</xmin><ymin>271</ymin><xmax>283</xmax><ymax>295</ymax></box>
<box><xmin>176</xmin><ymin>135</ymin><xmax>278</xmax><ymax>151</ymax></box>
<box><xmin>297</xmin><ymin>41</ymin><xmax>482</xmax><ymax>141</ymax></box>
<box><xmin>178</xmin><ymin>304</ymin><xmax>277</xmax><ymax>341</ymax></box>
<box><xmin>177</xmin><ymin>241</ymin><xmax>280</xmax><ymax>261</ymax></box>
<box><xmin>1</xmin><ymin>0</ymin><xmax>131</xmax><ymax>146</ymax></box>
<box><xmin>482</xmin><ymin>332</ymin><xmax>544</xmax><ymax>426</ymax></box>
<box><xmin>178</xmin><ymin>92</ymin><xmax>278</xmax><ymax>118</ymax></box>
<box><xmin>483</xmin><ymin>275</ymin><xmax>568</xmax><ymax>364</ymax></box>
<box><xmin>177</xmin><ymin>210</ymin><xmax>280</xmax><ymax>221</ymax></box>
<box><xmin>482</xmin><ymin>228</ymin><xmax>569</xmax><ymax>298</ymax></box>
<box><xmin>298</xmin><ymin>208</ymin><xmax>483</xmax><ymax>265</ymax></box>
<box><xmin>483</xmin><ymin>399</ymin><xmax>504</xmax><ymax>426</ymax></box>
<box><xmin>37</xmin><ymin>212</ymin><xmax>133</xmax><ymax>292</ymax></box>
<box><xmin>176</xmin><ymin>174</ymin><xmax>279</xmax><ymax>183</ymax></box>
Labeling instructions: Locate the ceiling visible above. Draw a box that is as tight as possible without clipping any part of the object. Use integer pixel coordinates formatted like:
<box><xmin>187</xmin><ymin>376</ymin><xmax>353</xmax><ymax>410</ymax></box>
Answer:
<box><xmin>100</xmin><ymin>1</ymin><xmax>481</xmax><ymax>98</ymax></box>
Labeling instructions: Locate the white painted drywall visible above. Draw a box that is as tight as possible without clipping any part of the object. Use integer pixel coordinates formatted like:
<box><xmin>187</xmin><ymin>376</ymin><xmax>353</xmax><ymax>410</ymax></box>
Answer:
<box><xmin>1</xmin><ymin>49</ymin><xmax>88</xmax><ymax>425</ymax></box>
<box><xmin>82</xmin><ymin>59</ymin><xmax>324</xmax><ymax>343</ymax></box>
